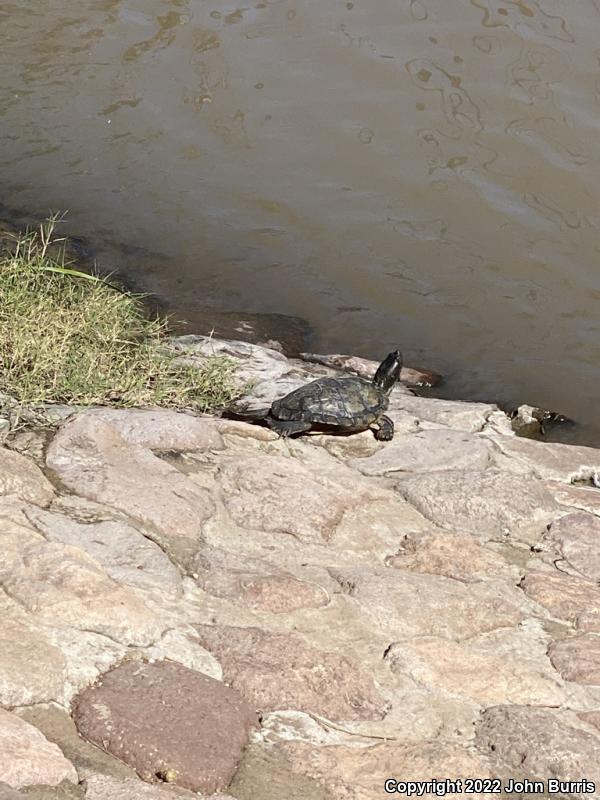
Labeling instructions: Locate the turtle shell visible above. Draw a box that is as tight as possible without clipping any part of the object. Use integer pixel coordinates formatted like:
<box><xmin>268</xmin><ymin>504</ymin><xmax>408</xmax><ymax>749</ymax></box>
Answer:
<box><xmin>271</xmin><ymin>376</ymin><xmax>387</xmax><ymax>428</ymax></box>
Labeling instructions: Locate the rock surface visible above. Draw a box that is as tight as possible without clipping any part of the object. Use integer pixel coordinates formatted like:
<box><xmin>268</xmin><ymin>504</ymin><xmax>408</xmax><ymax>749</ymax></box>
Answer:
<box><xmin>540</xmin><ymin>512</ymin><xmax>600</xmax><ymax>581</ymax></box>
<box><xmin>0</xmin><ymin>448</ymin><xmax>54</xmax><ymax>506</ymax></box>
<box><xmin>194</xmin><ymin>625</ymin><xmax>387</xmax><ymax>721</ymax></box>
<box><xmin>396</xmin><ymin>469</ymin><xmax>557</xmax><ymax>539</ymax></box>
<box><xmin>46</xmin><ymin>412</ymin><xmax>214</xmax><ymax>565</ymax></box>
<box><xmin>83</xmin><ymin>774</ymin><xmax>225</xmax><ymax>798</ymax></box>
<box><xmin>0</xmin><ymin>709</ymin><xmax>77</xmax><ymax>789</ymax></box>
<box><xmin>0</xmin><ymin>337</ymin><xmax>599</xmax><ymax>797</ymax></box>
<box><xmin>72</xmin><ymin>660</ymin><xmax>257</xmax><ymax>794</ymax></box>
<box><xmin>547</xmin><ymin>634</ymin><xmax>600</xmax><ymax>685</ymax></box>
<box><xmin>475</xmin><ymin>706</ymin><xmax>600</xmax><ymax>787</ymax></box>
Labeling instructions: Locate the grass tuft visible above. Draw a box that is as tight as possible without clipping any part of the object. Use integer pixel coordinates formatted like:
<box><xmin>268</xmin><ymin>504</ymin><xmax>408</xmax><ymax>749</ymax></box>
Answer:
<box><xmin>0</xmin><ymin>218</ymin><xmax>238</xmax><ymax>412</ymax></box>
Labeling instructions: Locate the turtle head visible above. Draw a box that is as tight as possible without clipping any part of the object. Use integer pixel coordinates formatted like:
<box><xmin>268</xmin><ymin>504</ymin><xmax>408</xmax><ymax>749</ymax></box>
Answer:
<box><xmin>372</xmin><ymin>350</ymin><xmax>403</xmax><ymax>393</ymax></box>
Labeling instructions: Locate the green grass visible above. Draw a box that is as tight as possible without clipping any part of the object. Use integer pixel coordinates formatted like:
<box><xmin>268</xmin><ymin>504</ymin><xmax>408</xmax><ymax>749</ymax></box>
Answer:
<box><xmin>0</xmin><ymin>218</ymin><xmax>238</xmax><ymax>412</ymax></box>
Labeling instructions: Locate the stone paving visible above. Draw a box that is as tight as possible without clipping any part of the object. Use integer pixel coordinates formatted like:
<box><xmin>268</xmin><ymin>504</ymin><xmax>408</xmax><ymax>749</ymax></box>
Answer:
<box><xmin>0</xmin><ymin>337</ymin><xmax>599</xmax><ymax>798</ymax></box>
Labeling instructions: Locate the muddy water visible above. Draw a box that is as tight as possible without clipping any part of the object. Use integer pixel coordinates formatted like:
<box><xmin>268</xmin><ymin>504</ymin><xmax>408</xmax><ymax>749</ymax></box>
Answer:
<box><xmin>1</xmin><ymin>1</ymin><xmax>600</xmax><ymax>441</ymax></box>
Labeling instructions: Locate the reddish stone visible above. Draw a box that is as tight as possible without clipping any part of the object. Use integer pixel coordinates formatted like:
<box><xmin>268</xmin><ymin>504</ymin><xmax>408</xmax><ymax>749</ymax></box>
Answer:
<box><xmin>71</xmin><ymin>660</ymin><xmax>258</xmax><ymax>794</ymax></box>
<box><xmin>548</xmin><ymin>635</ymin><xmax>600</xmax><ymax>685</ymax></box>
<box><xmin>194</xmin><ymin>625</ymin><xmax>387</xmax><ymax>721</ymax></box>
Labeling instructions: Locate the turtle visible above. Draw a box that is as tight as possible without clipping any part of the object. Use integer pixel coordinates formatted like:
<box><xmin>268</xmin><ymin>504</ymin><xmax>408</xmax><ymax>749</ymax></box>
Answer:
<box><xmin>231</xmin><ymin>350</ymin><xmax>402</xmax><ymax>440</ymax></box>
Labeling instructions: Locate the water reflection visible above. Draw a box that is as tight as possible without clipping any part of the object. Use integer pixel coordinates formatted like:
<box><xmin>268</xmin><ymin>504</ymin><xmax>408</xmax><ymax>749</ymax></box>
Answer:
<box><xmin>1</xmin><ymin>0</ymin><xmax>600</xmax><ymax>441</ymax></box>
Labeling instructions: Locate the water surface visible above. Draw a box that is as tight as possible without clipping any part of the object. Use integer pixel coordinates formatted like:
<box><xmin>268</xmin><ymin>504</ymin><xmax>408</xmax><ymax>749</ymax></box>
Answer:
<box><xmin>1</xmin><ymin>0</ymin><xmax>600</xmax><ymax>440</ymax></box>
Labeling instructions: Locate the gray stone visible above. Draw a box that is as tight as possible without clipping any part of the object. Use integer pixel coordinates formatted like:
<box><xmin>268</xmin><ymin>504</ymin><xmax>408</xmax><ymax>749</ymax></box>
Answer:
<box><xmin>72</xmin><ymin>660</ymin><xmax>258</xmax><ymax>795</ymax></box>
<box><xmin>25</xmin><ymin>507</ymin><xmax>182</xmax><ymax>596</ymax></box>
<box><xmin>387</xmin><ymin>395</ymin><xmax>498</xmax><ymax>432</ymax></box>
<box><xmin>546</xmin><ymin>480</ymin><xmax>600</xmax><ymax>515</ymax></box>
<box><xmin>0</xmin><ymin>709</ymin><xmax>77</xmax><ymax>789</ymax></box>
<box><xmin>218</xmin><ymin>453</ymin><xmax>385</xmax><ymax>544</ymax></box>
<box><xmin>0</xmin><ymin>615</ymin><xmax>67</xmax><ymax>707</ymax></box>
<box><xmin>46</xmin><ymin>413</ymin><xmax>213</xmax><ymax>564</ymax></box>
<box><xmin>74</xmin><ymin>408</ymin><xmax>224</xmax><ymax>452</ymax></box>
<box><xmin>0</xmin><ymin>783</ymin><xmax>25</xmax><ymax>799</ymax></box>
<box><xmin>0</xmin><ymin>541</ymin><xmax>164</xmax><ymax>646</ymax></box>
<box><xmin>541</xmin><ymin>512</ymin><xmax>600</xmax><ymax>581</ymax></box>
<box><xmin>350</xmin><ymin>429</ymin><xmax>492</xmax><ymax>476</ymax></box>
<box><xmin>491</xmin><ymin>435</ymin><xmax>600</xmax><ymax>482</ymax></box>
<box><xmin>330</xmin><ymin>568</ymin><xmax>523</xmax><ymax>641</ymax></box>
<box><xmin>386</xmin><ymin>635</ymin><xmax>564</xmax><ymax>706</ymax></box>
<box><xmin>17</xmin><ymin>705</ymin><xmax>135</xmax><ymax>782</ymax></box>
<box><xmin>83</xmin><ymin>774</ymin><xmax>201</xmax><ymax>799</ymax></box>
<box><xmin>397</xmin><ymin>469</ymin><xmax>557</xmax><ymax>538</ymax></box>
<box><xmin>193</xmin><ymin>546</ymin><xmax>328</xmax><ymax>613</ymax></box>
<box><xmin>0</xmin><ymin>447</ymin><xmax>54</xmax><ymax>506</ymax></box>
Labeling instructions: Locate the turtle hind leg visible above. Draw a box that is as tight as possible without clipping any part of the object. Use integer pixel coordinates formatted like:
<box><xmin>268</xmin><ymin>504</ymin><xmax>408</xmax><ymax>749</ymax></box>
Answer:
<box><xmin>371</xmin><ymin>414</ymin><xmax>394</xmax><ymax>441</ymax></box>
<box><xmin>266</xmin><ymin>418</ymin><xmax>312</xmax><ymax>438</ymax></box>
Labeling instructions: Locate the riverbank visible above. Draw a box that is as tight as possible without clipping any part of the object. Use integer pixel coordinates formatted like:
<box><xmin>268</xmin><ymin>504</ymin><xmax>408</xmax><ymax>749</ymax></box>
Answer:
<box><xmin>1</xmin><ymin>334</ymin><xmax>600</xmax><ymax>799</ymax></box>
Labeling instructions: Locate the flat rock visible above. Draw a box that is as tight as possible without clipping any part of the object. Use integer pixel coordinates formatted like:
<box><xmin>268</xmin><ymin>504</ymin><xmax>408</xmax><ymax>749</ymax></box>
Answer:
<box><xmin>546</xmin><ymin>481</ymin><xmax>600</xmax><ymax>515</ymax></box>
<box><xmin>17</xmin><ymin>705</ymin><xmax>135</xmax><ymax>782</ymax></box>
<box><xmin>18</xmin><ymin>782</ymin><xmax>83</xmax><ymax>800</ymax></box>
<box><xmin>142</xmin><ymin>629</ymin><xmax>223</xmax><ymax>681</ymax></box>
<box><xmin>74</xmin><ymin>408</ymin><xmax>224</xmax><ymax>451</ymax></box>
<box><xmin>228</xmin><ymin>746</ymin><xmax>334</xmax><ymax>800</ymax></box>
<box><xmin>350</xmin><ymin>430</ymin><xmax>492</xmax><ymax>476</ymax></box>
<box><xmin>83</xmin><ymin>774</ymin><xmax>208</xmax><ymax>798</ymax></box>
<box><xmin>309</xmin><ymin>429</ymin><xmax>384</xmax><ymax>461</ymax></box>
<box><xmin>0</xmin><ymin>709</ymin><xmax>77</xmax><ymax>789</ymax></box>
<box><xmin>386</xmin><ymin>635</ymin><xmax>564</xmax><ymax>706</ymax></box>
<box><xmin>274</xmin><ymin>740</ymin><xmax>492</xmax><ymax>800</ymax></box>
<box><xmin>491</xmin><ymin>435</ymin><xmax>600</xmax><ymax>482</ymax></box>
<box><xmin>0</xmin><ymin>541</ymin><xmax>163</xmax><ymax>646</ymax></box>
<box><xmin>547</xmin><ymin>634</ymin><xmax>600</xmax><ymax>685</ymax></box>
<box><xmin>194</xmin><ymin>625</ymin><xmax>387</xmax><ymax>721</ymax></box>
<box><xmin>0</xmin><ymin>616</ymin><xmax>67</xmax><ymax>706</ymax></box>
<box><xmin>0</xmin><ymin>448</ymin><xmax>54</xmax><ymax>506</ymax></box>
<box><xmin>72</xmin><ymin>660</ymin><xmax>257</xmax><ymax>794</ymax></box>
<box><xmin>330</xmin><ymin>569</ymin><xmax>523</xmax><ymax>640</ymax></box>
<box><xmin>541</xmin><ymin>512</ymin><xmax>600</xmax><ymax>581</ymax></box>
<box><xmin>218</xmin><ymin>453</ymin><xmax>384</xmax><ymax>544</ymax></box>
<box><xmin>520</xmin><ymin>571</ymin><xmax>600</xmax><ymax>631</ymax></box>
<box><xmin>193</xmin><ymin>546</ymin><xmax>328</xmax><ymax>613</ymax></box>
<box><xmin>386</xmin><ymin>530</ymin><xmax>514</xmax><ymax>583</ymax></box>
<box><xmin>579</xmin><ymin>711</ymin><xmax>600</xmax><ymax>732</ymax></box>
<box><xmin>25</xmin><ymin>507</ymin><xmax>182</xmax><ymax>596</ymax></box>
<box><xmin>387</xmin><ymin>395</ymin><xmax>497</xmax><ymax>433</ymax></box>
<box><xmin>46</xmin><ymin>413</ymin><xmax>213</xmax><ymax>564</ymax></box>
<box><xmin>475</xmin><ymin>706</ymin><xmax>600</xmax><ymax>788</ymax></box>
<box><xmin>0</xmin><ymin>784</ymin><xmax>24</xmax><ymax>800</ymax></box>
<box><xmin>396</xmin><ymin>469</ymin><xmax>557</xmax><ymax>539</ymax></box>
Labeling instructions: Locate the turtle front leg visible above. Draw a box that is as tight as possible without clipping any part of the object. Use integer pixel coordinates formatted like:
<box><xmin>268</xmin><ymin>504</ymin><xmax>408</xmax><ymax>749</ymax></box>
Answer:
<box><xmin>266</xmin><ymin>418</ymin><xmax>313</xmax><ymax>438</ymax></box>
<box><xmin>371</xmin><ymin>414</ymin><xmax>394</xmax><ymax>441</ymax></box>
